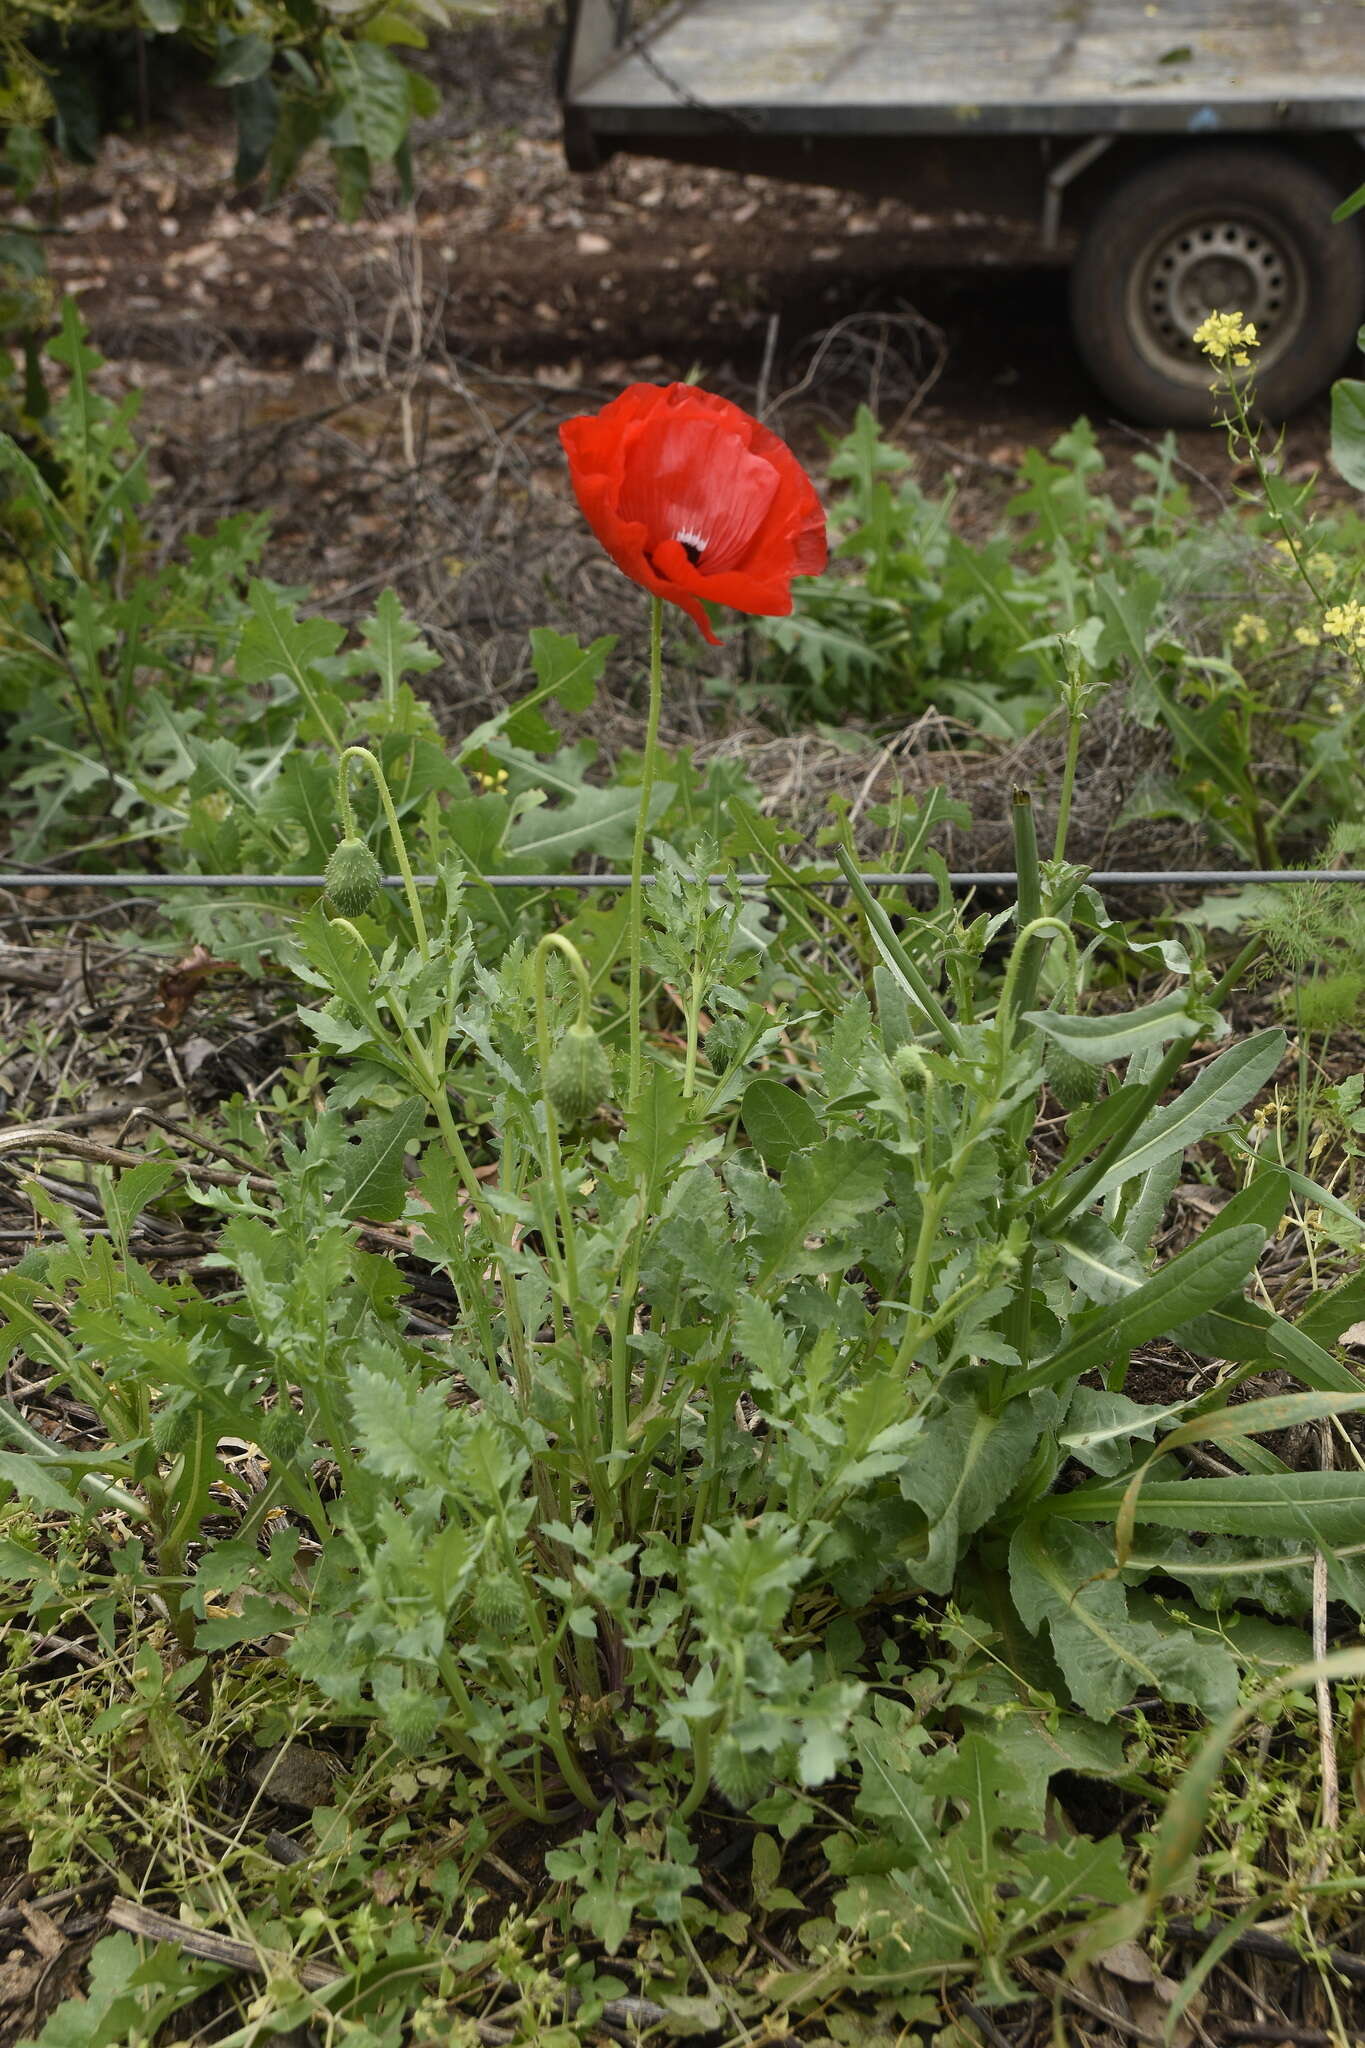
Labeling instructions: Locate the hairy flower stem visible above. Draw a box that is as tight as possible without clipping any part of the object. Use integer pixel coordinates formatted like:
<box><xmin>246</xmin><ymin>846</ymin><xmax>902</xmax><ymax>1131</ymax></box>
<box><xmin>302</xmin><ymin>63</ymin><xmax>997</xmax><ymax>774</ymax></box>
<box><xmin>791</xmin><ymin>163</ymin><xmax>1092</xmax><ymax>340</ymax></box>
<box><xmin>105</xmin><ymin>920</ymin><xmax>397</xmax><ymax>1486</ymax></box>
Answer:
<box><xmin>532</xmin><ymin>933</ymin><xmax>592</xmax><ymax>1309</ymax></box>
<box><xmin>336</xmin><ymin>745</ymin><xmax>430</xmax><ymax>958</ymax></box>
<box><xmin>627</xmin><ymin>596</ymin><xmax>665</xmax><ymax>1108</ymax></box>
<box><xmin>1053</xmin><ymin>703</ymin><xmax>1084</xmax><ymax>865</ymax></box>
<box><xmin>1006</xmin><ymin>790</ymin><xmax>1046</xmax><ymax>1036</ymax></box>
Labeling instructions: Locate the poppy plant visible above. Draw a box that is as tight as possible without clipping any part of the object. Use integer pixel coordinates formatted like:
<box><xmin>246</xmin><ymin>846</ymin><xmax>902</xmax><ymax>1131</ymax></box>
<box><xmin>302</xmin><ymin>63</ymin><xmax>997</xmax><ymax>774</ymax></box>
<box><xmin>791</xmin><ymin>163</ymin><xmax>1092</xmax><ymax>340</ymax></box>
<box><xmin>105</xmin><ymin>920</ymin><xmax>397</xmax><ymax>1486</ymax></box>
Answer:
<box><xmin>559</xmin><ymin>382</ymin><xmax>827</xmax><ymax>644</ymax></box>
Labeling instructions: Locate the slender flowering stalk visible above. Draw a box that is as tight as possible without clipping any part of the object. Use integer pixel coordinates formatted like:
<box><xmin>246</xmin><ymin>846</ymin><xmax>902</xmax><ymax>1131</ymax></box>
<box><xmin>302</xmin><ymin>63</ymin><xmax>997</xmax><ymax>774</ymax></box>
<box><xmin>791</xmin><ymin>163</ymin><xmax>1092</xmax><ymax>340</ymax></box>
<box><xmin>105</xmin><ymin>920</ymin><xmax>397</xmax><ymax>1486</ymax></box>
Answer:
<box><xmin>560</xmin><ymin>382</ymin><xmax>828</xmax><ymax>1102</ymax></box>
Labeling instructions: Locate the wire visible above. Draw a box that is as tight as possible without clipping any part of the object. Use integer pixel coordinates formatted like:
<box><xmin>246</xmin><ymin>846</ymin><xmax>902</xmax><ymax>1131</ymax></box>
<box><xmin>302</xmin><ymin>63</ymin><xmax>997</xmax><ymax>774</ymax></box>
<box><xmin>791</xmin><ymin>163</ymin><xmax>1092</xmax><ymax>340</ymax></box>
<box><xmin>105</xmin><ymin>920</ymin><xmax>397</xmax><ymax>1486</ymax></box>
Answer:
<box><xmin>3</xmin><ymin>871</ymin><xmax>1365</xmax><ymax>892</ymax></box>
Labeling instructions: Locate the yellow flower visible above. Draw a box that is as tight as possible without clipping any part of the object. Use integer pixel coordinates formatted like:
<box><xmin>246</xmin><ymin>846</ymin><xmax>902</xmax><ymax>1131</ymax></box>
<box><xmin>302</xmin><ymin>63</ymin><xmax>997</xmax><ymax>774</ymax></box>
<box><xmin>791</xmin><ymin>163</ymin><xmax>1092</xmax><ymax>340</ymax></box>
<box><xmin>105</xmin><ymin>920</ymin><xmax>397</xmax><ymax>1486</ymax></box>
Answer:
<box><xmin>1322</xmin><ymin>600</ymin><xmax>1365</xmax><ymax>648</ymax></box>
<box><xmin>473</xmin><ymin>765</ymin><xmax>510</xmax><ymax>793</ymax></box>
<box><xmin>1294</xmin><ymin>626</ymin><xmax>1321</xmax><ymax>649</ymax></box>
<box><xmin>1307</xmin><ymin>551</ymin><xmax>1338</xmax><ymax>584</ymax></box>
<box><xmin>1231</xmin><ymin>612</ymin><xmax>1269</xmax><ymax>650</ymax></box>
<box><xmin>1192</xmin><ymin>309</ymin><xmax>1259</xmax><ymax>365</ymax></box>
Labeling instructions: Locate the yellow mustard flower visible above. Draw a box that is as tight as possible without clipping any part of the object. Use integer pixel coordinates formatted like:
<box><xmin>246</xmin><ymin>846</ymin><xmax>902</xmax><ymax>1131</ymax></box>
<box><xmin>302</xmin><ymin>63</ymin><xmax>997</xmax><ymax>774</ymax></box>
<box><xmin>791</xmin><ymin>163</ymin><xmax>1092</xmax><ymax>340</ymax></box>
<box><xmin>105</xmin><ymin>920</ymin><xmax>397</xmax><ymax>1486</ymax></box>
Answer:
<box><xmin>1231</xmin><ymin>612</ymin><xmax>1269</xmax><ymax>650</ymax></box>
<box><xmin>1322</xmin><ymin>600</ymin><xmax>1365</xmax><ymax>648</ymax></box>
<box><xmin>1294</xmin><ymin>625</ymin><xmax>1321</xmax><ymax>649</ymax></box>
<box><xmin>1192</xmin><ymin>310</ymin><xmax>1259</xmax><ymax>366</ymax></box>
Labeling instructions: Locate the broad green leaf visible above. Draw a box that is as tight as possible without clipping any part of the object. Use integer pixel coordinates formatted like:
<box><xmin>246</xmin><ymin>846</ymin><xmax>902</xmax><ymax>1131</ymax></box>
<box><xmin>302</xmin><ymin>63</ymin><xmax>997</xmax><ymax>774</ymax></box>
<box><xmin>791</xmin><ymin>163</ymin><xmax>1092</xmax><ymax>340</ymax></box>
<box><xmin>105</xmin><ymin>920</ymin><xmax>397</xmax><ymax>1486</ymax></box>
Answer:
<box><xmin>1299</xmin><ymin>1266</ymin><xmax>1365</xmax><ymax>1349</ymax></box>
<box><xmin>1054</xmin><ymin>1215</ymin><xmax>1147</xmax><ymax>1305</ymax></box>
<box><xmin>1048</xmin><ymin>1469</ymin><xmax>1365</xmax><ymax>1546</ymax></box>
<box><xmin>1331</xmin><ymin>376</ymin><xmax>1365</xmax><ymax>491</ymax></box>
<box><xmin>1060</xmin><ymin>1388</ymin><xmax>1181</xmax><ymax>1475</ymax></box>
<box><xmin>0</xmin><ymin>1450</ymin><xmax>87</xmax><ymax>1518</ymax></box>
<box><xmin>1024</xmin><ymin>989</ymin><xmax>1198</xmax><ymax>1066</ymax></box>
<box><xmin>1019</xmin><ymin>1223</ymin><xmax>1264</xmax><ymax>1393</ymax></box>
<box><xmin>233</xmin><ymin>75</ymin><xmax>279</xmax><ymax>186</ymax></box>
<box><xmin>294</xmin><ymin>905</ymin><xmax>385</xmax><ymax>1031</ymax></box>
<box><xmin>212</xmin><ymin>32</ymin><xmax>273</xmax><ymax>84</ymax></box>
<box><xmin>923</xmin><ymin>1733</ymin><xmax>1036</xmax><ymax>1854</ymax></box>
<box><xmin>1010</xmin><ymin>1519</ymin><xmax>1237</xmax><ymax>1721</ymax></box>
<box><xmin>1113</xmin><ymin>1390</ymin><xmax>1365</xmax><ymax>1563</ymax></box>
<box><xmin>899</xmin><ymin>1370</ymin><xmax>1042</xmax><ymax>1593</ymax></box>
<box><xmin>528</xmin><ymin>628</ymin><xmax>611</xmax><ymax>712</ymax></box>
<box><xmin>620</xmin><ymin>1067</ymin><xmax>694</xmax><ymax>1207</ymax></box>
<box><xmin>1076</xmin><ymin>1029</ymin><xmax>1284</xmax><ymax>1208</ymax></box>
<box><xmin>330</xmin><ymin>41</ymin><xmax>412</xmax><ymax>162</ymax></box>
<box><xmin>335</xmin><ymin>1098</ymin><xmax>427</xmax><ymax>1221</ymax></box>
<box><xmin>348</xmin><ymin>1359</ymin><xmax>450</xmax><ymax>1485</ymax></box>
<box><xmin>236</xmin><ymin>582</ymin><xmax>345</xmax><ymax>739</ymax></box>
<box><xmin>741</xmin><ymin>1076</ymin><xmax>822</xmax><ymax>1169</ymax></box>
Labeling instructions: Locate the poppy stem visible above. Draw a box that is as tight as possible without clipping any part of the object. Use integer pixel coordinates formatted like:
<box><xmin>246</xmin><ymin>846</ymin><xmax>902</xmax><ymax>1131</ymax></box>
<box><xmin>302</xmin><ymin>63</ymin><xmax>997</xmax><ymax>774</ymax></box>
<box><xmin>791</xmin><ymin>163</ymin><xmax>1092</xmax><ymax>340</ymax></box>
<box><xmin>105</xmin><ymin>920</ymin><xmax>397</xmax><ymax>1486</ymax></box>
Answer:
<box><xmin>627</xmin><ymin>595</ymin><xmax>665</xmax><ymax>1108</ymax></box>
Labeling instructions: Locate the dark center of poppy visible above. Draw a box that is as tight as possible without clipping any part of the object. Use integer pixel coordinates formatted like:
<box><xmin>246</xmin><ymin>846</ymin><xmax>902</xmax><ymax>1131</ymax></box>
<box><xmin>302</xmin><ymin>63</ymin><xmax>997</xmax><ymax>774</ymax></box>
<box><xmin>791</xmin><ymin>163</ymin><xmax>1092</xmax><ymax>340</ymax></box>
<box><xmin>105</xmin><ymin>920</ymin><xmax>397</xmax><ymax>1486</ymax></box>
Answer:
<box><xmin>677</xmin><ymin>526</ymin><xmax>706</xmax><ymax>566</ymax></box>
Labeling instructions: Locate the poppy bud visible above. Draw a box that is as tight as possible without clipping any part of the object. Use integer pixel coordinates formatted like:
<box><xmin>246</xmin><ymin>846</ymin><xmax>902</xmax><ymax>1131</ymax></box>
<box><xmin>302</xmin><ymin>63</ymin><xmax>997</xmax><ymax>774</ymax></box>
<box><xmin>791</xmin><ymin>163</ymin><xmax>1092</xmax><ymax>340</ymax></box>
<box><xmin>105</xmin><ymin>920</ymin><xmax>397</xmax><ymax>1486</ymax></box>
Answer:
<box><xmin>324</xmin><ymin>837</ymin><xmax>383</xmax><ymax>919</ymax></box>
<box><xmin>258</xmin><ymin>1407</ymin><xmax>306</xmax><ymax>1463</ymax></box>
<box><xmin>151</xmin><ymin>1404</ymin><xmax>195</xmax><ymax>1456</ymax></box>
<box><xmin>545</xmin><ymin>1021</ymin><xmax>611</xmax><ymax>1126</ymax></box>
<box><xmin>383</xmin><ymin>1685</ymin><xmax>444</xmax><ymax>1759</ymax></box>
<box><xmin>710</xmin><ymin>1739</ymin><xmax>770</xmax><ymax>1810</ymax></box>
<box><xmin>1045</xmin><ymin>1040</ymin><xmax>1100</xmax><ymax>1111</ymax></box>
<box><xmin>703</xmin><ymin>1015</ymin><xmax>745</xmax><ymax>1073</ymax></box>
<box><xmin>472</xmin><ymin>1571</ymin><xmax>524</xmax><ymax>1635</ymax></box>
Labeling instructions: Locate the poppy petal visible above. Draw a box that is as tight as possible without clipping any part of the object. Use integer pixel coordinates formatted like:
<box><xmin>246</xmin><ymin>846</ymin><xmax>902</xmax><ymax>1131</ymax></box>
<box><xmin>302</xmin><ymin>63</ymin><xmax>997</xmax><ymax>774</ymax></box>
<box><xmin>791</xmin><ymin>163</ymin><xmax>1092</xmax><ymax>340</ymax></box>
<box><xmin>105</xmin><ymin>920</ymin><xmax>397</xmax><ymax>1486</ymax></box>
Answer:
<box><xmin>559</xmin><ymin>382</ymin><xmax>827</xmax><ymax>638</ymax></box>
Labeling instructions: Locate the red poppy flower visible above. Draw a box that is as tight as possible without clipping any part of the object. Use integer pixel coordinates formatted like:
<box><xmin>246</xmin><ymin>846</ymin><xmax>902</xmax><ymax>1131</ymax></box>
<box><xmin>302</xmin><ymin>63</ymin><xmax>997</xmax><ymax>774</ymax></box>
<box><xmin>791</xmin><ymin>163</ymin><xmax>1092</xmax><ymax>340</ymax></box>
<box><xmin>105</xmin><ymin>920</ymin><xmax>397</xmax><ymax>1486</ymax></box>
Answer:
<box><xmin>559</xmin><ymin>382</ymin><xmax>827</xmax><ymax>644</ymax></box>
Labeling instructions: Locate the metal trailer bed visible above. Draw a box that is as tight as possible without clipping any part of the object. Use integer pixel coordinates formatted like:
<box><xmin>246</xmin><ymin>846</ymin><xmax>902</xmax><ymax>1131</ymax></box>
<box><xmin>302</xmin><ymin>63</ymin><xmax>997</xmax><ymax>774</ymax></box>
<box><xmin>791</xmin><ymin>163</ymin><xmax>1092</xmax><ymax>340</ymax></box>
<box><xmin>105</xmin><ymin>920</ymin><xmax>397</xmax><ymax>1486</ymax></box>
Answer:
<box><xmin>560</xmin><ymin>0</ymin><xmax>1365</xmax><ymax>422</ymax></box>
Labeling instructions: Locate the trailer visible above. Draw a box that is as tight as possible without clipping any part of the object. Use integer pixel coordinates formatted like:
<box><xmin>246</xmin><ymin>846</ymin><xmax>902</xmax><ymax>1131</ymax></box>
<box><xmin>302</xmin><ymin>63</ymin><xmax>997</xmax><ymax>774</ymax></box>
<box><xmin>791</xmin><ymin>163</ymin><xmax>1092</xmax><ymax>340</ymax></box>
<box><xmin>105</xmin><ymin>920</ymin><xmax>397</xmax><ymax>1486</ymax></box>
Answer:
<box><xmin>560</xmin><ymin>0</ymin><xmax>1365</xmax><ymax>423</ymax></box>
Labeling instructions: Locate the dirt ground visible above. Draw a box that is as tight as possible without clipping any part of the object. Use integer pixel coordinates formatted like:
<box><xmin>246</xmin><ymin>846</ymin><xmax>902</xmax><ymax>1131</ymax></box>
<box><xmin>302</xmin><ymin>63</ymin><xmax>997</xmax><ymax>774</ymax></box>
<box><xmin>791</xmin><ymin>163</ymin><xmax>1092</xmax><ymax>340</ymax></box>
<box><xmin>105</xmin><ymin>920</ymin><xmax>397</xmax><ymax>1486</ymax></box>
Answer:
<box><xmin>7</xmin><ymin>2</ymin><xmax>1353</xmax><ymax>869</ymax></box>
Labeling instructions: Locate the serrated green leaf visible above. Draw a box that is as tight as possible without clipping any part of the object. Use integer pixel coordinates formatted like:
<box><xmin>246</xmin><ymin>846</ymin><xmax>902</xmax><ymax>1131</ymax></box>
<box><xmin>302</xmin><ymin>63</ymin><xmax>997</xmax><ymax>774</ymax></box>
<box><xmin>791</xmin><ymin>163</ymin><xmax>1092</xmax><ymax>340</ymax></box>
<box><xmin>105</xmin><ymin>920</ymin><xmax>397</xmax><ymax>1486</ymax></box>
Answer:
<box><xmin>753</xmin><ymin>1138</ymin><xmax>886</xmax><ymax>1282</ymax></box>
<box><xmin>741</xmin><ymin>1075</ymin><xmax>822</xmax><ymax>1168</ymax></box>
<box><xmin>1010</xmin><ymin>1519</ymin><xmax>1237</xmax><ymax>1720</ymax></box>
<box><xmin>335</xmin><ymin>1098</ymin><xmax>427</xmax><ymax>1221</ymax></box>
<box><xmin>899</xmin><ymin>1370</ymin><xmax>1042</xmax><ymax>1592</ymax></box>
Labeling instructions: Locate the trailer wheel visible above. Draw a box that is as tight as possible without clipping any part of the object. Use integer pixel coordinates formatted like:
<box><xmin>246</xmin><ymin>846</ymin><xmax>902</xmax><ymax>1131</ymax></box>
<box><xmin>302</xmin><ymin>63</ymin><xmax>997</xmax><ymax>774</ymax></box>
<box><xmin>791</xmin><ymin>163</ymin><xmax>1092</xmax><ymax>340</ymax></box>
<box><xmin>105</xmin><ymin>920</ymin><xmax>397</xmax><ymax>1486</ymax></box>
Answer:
<box><xmin>1070</xmin><ymin>147</ymin><xmax>1365</xmax><ymax>425</ymax></box>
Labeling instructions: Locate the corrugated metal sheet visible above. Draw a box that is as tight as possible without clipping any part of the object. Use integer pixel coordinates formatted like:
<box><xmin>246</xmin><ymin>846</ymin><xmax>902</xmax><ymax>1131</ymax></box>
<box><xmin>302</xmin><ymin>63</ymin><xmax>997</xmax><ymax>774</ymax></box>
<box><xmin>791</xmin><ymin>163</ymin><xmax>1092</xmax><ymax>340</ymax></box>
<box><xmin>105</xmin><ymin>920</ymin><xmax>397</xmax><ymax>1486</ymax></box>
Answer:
<box><xmin>571</xmin><ymin>0</ymin><xmax>1365</xmax><ymax>134</ymax></box>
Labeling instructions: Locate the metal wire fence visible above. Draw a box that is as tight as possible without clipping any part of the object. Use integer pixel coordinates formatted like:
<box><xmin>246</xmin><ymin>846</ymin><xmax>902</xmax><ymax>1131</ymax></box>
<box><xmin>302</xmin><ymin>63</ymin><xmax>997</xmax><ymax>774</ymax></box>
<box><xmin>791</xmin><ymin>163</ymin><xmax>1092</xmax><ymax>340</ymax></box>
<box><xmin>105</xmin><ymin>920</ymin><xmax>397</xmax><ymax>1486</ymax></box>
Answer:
<box><xmin>2</xmin><ymin>870</ymin><xmax>1365</xmax><ymax>892</ymax></box>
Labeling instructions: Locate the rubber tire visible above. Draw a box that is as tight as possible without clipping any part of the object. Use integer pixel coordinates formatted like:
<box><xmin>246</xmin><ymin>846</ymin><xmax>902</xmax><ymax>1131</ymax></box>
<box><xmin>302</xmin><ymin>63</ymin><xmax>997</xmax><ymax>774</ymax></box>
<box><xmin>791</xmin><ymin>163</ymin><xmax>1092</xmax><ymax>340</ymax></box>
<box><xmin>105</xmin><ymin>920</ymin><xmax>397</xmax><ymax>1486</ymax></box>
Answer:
<box><xmin>1070</xmin><ymin>146</ymin><xmax>1365</xmax><ymax>426</ymax></box>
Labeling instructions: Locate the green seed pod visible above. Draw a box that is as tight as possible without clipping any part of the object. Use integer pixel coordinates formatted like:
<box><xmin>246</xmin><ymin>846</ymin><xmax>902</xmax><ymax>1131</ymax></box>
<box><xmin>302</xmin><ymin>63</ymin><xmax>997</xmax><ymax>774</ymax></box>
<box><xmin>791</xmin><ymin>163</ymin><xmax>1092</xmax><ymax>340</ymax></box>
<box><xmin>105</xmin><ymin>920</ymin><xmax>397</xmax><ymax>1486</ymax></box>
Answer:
<box><xmin>710</xmin><ymin>1739</ymin><xmax>770</xmax><ymax>1811</ymax></box>
<box><xmin>384</xmin><ymin>1685</ymin><xmax>444</xmax><ymax>1759</ymax></box>
<box><xmin>545</xmin><ymin>1021</ymin><xmax>611</xmax><ymax>1126</ymax></box>
<box><xmin>324</xmin><ymin>837</ymin><xmax>383</xmax><ymax>919</ymax></box>
<box><xmin>1044</xmin><ymin>1039</ymin><xmax>1100</xmax><ymax>1112</ymax></box>
<box><xmin>151</xmin><ymin>1404</ymin><xmax>195</xmax><ymax>1456</ymax></box>
<box><xmin>472</xmin><ymin>1570</ymin><xmax>524</xmax><ymax>1635</ymax></box>
<box><xmin>257</xmin><ymin>1407</ymin><xmax>306</xmax><ymax>1463</ymax></box>
<box><xmin>703</xmin><ymin>1015</ymin><xmax>745</xmax><ymax>1073</ymax></box>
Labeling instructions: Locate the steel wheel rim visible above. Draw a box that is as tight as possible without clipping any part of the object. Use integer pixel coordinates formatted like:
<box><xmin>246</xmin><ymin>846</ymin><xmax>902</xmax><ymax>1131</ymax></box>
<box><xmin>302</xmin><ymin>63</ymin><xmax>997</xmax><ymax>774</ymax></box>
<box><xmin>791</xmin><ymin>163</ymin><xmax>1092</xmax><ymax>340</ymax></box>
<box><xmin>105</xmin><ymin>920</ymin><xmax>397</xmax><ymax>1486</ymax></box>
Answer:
<box><xmin>1126</xmin><ymin>208</ymin><xmax>1306</xmax><ymax>391</ymax></box>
